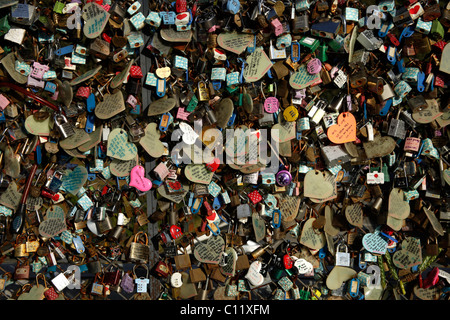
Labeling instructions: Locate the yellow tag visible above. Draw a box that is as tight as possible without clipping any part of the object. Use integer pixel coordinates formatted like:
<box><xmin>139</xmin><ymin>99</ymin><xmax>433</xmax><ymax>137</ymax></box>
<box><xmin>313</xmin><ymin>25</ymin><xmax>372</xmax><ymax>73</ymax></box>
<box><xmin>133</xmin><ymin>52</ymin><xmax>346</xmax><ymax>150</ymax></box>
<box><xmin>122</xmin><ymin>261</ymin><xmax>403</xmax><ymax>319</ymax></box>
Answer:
<box><xmin>283</xmin><ymin>105</ymin><xmax>299</xmax><ymax>121</ymax></box>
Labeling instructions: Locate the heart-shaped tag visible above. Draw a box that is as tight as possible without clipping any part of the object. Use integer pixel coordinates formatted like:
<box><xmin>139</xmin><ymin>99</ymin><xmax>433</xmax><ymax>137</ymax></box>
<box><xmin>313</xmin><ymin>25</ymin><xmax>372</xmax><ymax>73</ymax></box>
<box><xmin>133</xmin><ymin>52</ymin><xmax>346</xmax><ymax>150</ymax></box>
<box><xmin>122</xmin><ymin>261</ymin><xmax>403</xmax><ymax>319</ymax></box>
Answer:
<box><xmin>388</xmin><ymin>188</ymin><xmax>410</xmax><ymax>220</ymax></box>
<box><xmin>25</xmin><ymin>113</ymin><xmax>52</xmax><ymax>136</ymax></box>
<box><xmin>129</xmin><ymin>165</ymin><xmax>152</xmax><ymax>192</ymax></box>
<box><xmin>303</xmin><ymin>170</ymin><xmax>334</xmax><ymax>199</ymax></box>
<box><xmin>156</xmin><ymin>67</ymin><xmax>171</xmax><ymax>79</ymax></box>
<box><xmin>39</xmin><ymin>218</ymin><xmax>67</xmax><ymax>238</ymax></box>
<box><xmin>61</xmin><ymin>166</ymin><xmax>88</xmax><ymax>195</ymax></box>
<box><xmin>54</xmin><ymin>80</ymin><xmax>73</xmax><ymax>107</ymax></box>
<box><xmin>272</xmin><ymin>121</ymin><xmax>296</xmax><ymax>142</ymax></box>
<box><xmin>326</xmin><ymin>266</ymin><xmax>357</xmax><ymax>290</ymax></box>
<box><xmin>139</xmin><ymin>123</ymin><xmax>165</xmax><ymax>158</ymax></box>
<box><xmin>413</xmin><ymin>285</ymin><xmax>440</xmax><ymax>300</ymax></box>
<box><xmin>147</xmin><ymin>97</ymin><xmax>176</xmax><ymax>116</ymax></box>
<box><xmin>362</xmin><ymin>230</ymin><xmax>388</xmax><ymax>254</ymax></box>
<box><xmin>327</xmin><ymin>112</ymin><xmax>357</xmax><ymax>144</ymax></box>
<box><xmin>107</xmin><ymin>128</ymin><xmax>138</xmax><ymax>161</ymax></box>
<box><xmin>185</xmin><ymin>164</ymin><xmax>214</xmax><ymax>184</ymax></box>
<box><xmin>392</xmin><ymin>237</ymin><xmax>422</xmax><ymax>269</ymax></box>
<box><xmin>299</xmin><ymin>218</ymin><xmax>326</xmax><ymax>250</ymax></box>
<box><xmin>220</xmin><ymin>247</ymin><xmax>238</xmax><ymax>277</ymax></box>
<box><xmin>363</xmin><ymin>135</ymin><xmax>396</xmax><ymax>159</ymax></box>
<box><xmin>46</xmin><ymin>205</ymin><xmax>65</xmax><ymax>220</ymax></box>
<box><xmin>194</xmin><ymin>236</ymin><xmax>225</xmax><ymax>264</ymax></box>
<box><xmin>245</xmin><ymin>261</ymin><xmax>264</xmax><ymax>286</ymax></box>
<box><xmin>439</xmin><ymin>43</ymin><xmax>450</xmax><ymax>75</ymax></box>
<box><xmin>110</xmin><ymin>157</ymin><xmax>138</xmax><ymax>177</ymax></box>
<box><xmin>345</xmin><ymin>204</ymin><xmax>363</xmax><ymax>228</ymax></box>
<box><xmin>82</xmin><ymin>2</ymin><xmax>110</xmax><ymax>39</ymax></box>
<box><xmin>60</xmin><ymin>128</ymin><xmax>90</xmax><ymax>150</ymax></box>
<box><xmin>217</xmin><ymin>32</ymin><xmax>254</xmax><ymax>54</ymax></box>
<box><xmin>18</xmin><ymin>285</ymin><xmax>46</xmax><ymax>300</ymax></box>
<box><xmin>95</xmin><ymin>91</ymin><xmax>126</xmax><ymax>120</ymax></box>
<box><xmin>243</xmin><ymin>47</ymin><xmax>272</xmax><ymax>83</ymax></box>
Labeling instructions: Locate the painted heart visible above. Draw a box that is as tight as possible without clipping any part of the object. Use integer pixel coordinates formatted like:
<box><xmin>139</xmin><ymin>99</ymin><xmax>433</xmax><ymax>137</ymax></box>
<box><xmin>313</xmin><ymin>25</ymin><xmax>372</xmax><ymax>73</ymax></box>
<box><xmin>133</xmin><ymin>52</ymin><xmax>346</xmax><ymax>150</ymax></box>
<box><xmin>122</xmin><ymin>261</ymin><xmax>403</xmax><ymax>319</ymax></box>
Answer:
<box><xmin>129</xmin><ymin>165</ymin><xmax>152</xmax><ymax>192</ymax></box>
<box><xmin>61</xmin><ymin>166</ymin><xmax>88</xmax><ymax>195</ymax></box>
<box><xmin>392</xmin><ymin>237</ymin><xmax>422</xmax><ymax>269</ymax></box>
<box><xmin>107</xmin><ymin>128</ymin><xmax>138</xmax><ymax>161</ymax></box>
<box><xmin>194</xmin><ymin>235</ymin><xmax>225</xmax><ymax>264</ymax></box>
<box><xmin>327</xmin><ymin>112</ymin><xmax>357</xmax><ymax>144</ymax></box>
<box><xmin>362</xmin><ymin>231</ymin><xmax>388</xmax><ymax>255</ymax></box>
<box><xmin>326</xmin><ymin>266</ymin><xmax>357</xmax><ymax>290</ymax></box>
<box><xmin>39</xmin><ymin>218</ymin><xmax>67</xmax><ymax>238</ymax></box>
<box><xmin>245</xmin><ymin>261</ymin><xmax>264</xmax><ymax>286</ymax></box>
<box><xmin>205</xmin><ymin>158</ymin><xmax>220</xmax><ymax>172</ymax></box>
<box><xmin>177</xmin><ymin>13</ymin><xmax>188</xmax><ymax>20</ymax></box>
<box><xmin>409</xmin><ymin>5</ymin><xmax>420</xmax><ymax>15</ymax></box>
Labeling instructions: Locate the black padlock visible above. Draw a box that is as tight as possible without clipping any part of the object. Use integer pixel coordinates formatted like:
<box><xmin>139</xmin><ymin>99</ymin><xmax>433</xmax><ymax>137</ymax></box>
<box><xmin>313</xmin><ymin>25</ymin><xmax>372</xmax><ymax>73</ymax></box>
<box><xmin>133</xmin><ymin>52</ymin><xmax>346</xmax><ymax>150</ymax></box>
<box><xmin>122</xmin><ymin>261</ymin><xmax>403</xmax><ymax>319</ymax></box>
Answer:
<box><xmin>292</xmin><ymin>13</ymin><xmax>309</xmax><ymax>33</ymax></box>
<box><xmin>392</xmin><ymin>6</ymin><xmax>414</xmax><ymax>28</ymax></box>
<box><xmin>422</xmin><ymin>2</ymin><xmax>441</xmax><ymax>22</ymax></box>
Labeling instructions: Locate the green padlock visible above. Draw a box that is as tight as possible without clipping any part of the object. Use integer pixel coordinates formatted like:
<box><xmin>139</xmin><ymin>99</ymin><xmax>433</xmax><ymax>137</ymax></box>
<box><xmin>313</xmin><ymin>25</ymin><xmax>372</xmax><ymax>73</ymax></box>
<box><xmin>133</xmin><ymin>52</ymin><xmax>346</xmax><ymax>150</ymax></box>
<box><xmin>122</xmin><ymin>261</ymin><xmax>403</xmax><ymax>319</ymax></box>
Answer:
<box><xmin>430</xmin><ymin>20</ymin><xmax>444</xmax><ymax>41</ymax></box>
<box><xmin>0</xmin><ymin>16</ymin><xmax>10</xmax><ymax>37</ymax></box>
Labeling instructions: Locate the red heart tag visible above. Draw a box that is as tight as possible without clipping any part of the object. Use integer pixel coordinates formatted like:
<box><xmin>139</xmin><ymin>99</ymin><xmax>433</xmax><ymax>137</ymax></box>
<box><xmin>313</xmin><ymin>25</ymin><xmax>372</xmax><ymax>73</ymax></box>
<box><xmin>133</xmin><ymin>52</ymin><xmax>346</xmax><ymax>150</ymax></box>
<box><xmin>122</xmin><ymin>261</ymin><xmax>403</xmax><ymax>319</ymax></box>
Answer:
<box><xmin>409</xmin><ymin>5</ymin><xmax>420</xmax><ymax>15</ymax></box>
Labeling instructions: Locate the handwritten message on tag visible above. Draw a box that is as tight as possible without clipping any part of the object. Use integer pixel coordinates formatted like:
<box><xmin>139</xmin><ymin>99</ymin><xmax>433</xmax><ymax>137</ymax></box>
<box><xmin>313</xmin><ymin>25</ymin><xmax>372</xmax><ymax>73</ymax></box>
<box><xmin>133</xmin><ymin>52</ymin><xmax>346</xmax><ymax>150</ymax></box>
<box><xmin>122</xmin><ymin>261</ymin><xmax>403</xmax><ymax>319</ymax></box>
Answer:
<box><xmin>70</xmin><ymin>66</ymin><xmax>102</xmax><ymax>86</ymax></box>
<box><xmin>46</xmin><ymin>205</ymin><xmax>65</xmax><ymax>220</ymax></box>
<box><xmin>107</xmin><ymin>128</ymin><xmax>138</xmax><ymax>161</ymax></box>
<box><xmin>289</xmin><ymin>64</ymin><xmax>322</xmax><ymax>90</ymax></box>
<box><xmin>147</xmin><ymin>97</ymin><xmax>176</xmax><ymax>116</ymax></box>
<box><xmin>217</xmin><ymin>32</ymin><xmax>254</xmax><ymax>54</ymax></box>
<box><xmin>220</xmin><ymin>247</ymin><xmax>238</xmax><ymax>277</ymax></box>
<box><xmin>26</xmin><ymin>196</ymin><xmax>43</xmax><ymax>211</ymax></box>
<box><xmin>345</xmin><ymin>204</ymin><xmax>363</xmax><ymax>228</ymax></box>
<box><xmin>60</xmin><ymin>128</ymin><xmax>90</xmax><ymax>149</ymax></box>
<box><xmin>299</xmin><ymin>218</ymin><xmax>326</xmax><ymax>250</ymax></box>
<box><xmin>61</xmin><ymin>166</ymin><xmax>88</xmax><ymax>195</ymax></box>
<box><xmin>95</xmin><ymin>91</ymin><xmax>126</xmax><ymax>120</ymax></box>
<box><xmin>412</xmin><ymin>99</ymin><xmax>443</xmax><ymax>124</ymax></box>
<box><xmin>39</xmin><ymin>218</ymin><xmax>67</xmax><ymax>238</ymax></box>
<box><xmin>78</xmin><ymin>125</ymin><xmax>103</xmax><ymax>152</ymax></box>
<box><xmin>388</xmin><ymin>188</ymin><xmax>410</xmax><ymax>220</ymax></box>
<box><xmin>362</xmin><ymin>231</ymin><xmax>388</xmax><ymax>254</ymax></box>
<box><xmin>184</xmin><ymin>164</ymin><xmax>214</xmax><ymax>184</ymax></box>
<box><xmin>82</xmin><ymin>2</ymin><xmax>110</xmax><ymax>39</ymax></box>
<box><xmin>275</xmin><ymin>193</ymin><xmax>300</xmax><ymax>222</ymax></box>
<box><xmin>194</xmin><ymin>236</ymin><xmax>225</xmax><ymax>264</ymax></box>
<box><xmin>392</xmin><ymin>237</ymin><xmax>422</xmax><ymax>269</ymax></box>
<box><xmin>0</xmin><ymin>181</ymin><xmax>22</xmax><ymax>210</ymax></box>
<box><xmin>363</xmin><ymin>135</ymin><xmax>396</xmax><ymax>159</ymax></box>
<box><xmin>110</xmin><ymin>157</ymin><xmax>138</xmax><ymax>177</ymax></box>
<box><xmin>243</xmin><ymin>47</ymin><xmax>272</xmax><ymax>82</ymax></box>
<box><xmin>327</xmin><ymin>112</ymin><xmax>357</xmax><ymax>144</ymax></box>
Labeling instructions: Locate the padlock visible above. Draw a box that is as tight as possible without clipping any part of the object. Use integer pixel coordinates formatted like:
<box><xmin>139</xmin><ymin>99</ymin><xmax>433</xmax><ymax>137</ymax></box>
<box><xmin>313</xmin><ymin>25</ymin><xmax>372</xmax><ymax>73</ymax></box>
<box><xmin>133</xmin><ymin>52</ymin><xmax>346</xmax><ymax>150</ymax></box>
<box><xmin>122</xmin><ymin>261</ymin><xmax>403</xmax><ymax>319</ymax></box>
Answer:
<box><xmin>129</xmin><ymin>231</ymin><xmax>150</xmax><ymax>264</ymax></box>
<box><xmin>426</xmin><ymin>238</ymin><xmax>439</xmax><ymax>256</ymax></box>
<box><xmin>335</xmin><ymin>243</ymin><xmax>351</xmax><ymax>267</ymax></box>
<box><xmin>51</xmin><ymin>270</ymin><xmax>75</xmax><ymax>292</ymax></box>
<box><xmin>53</xmin><ymin>112</ymin><xmax>75</xmax><ymax>139</ymax></box>
<box><xmin>388</xmin><ymin>109</ymin><xmax>407</xmax><ymax>140</ymax></box>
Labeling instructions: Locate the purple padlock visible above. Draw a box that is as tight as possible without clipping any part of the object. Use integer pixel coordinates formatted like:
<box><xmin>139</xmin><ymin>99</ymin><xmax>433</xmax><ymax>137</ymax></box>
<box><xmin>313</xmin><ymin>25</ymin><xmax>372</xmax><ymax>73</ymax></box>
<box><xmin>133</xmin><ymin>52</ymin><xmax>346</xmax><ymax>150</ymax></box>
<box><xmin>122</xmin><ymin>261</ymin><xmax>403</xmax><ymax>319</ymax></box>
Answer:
<box><xmin>307</xmin><ymin>58</ymin><xmax>322</xmax><ymax>74</ymax></box>
<box><xmin>120</xmin><ymin>272</ymin><xmax>135</xmax><ymax>293</ymax></box>
<box><xmin>264</xmin><ymin>97</ymin><xmax>280</xmax><ymax>113</ymax></box>
<box><xmin>276</xmin><ymin>170</ymin><xmax>292</xmax><ymax>186</ymax></box>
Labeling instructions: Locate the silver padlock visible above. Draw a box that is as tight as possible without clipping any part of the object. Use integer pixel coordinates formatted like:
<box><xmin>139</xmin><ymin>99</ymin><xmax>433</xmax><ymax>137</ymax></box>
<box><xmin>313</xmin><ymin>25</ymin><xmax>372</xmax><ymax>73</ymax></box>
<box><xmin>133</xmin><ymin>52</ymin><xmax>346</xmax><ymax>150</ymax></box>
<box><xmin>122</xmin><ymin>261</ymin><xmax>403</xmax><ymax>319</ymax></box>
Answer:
<box><xmin>388</xmin><ymin>109</ymin><xmax>407</xmax><ymax>139</ymax></box>
<box><xmin>54</xmin><ymin>112</ymin><xmax>75</xmax><ymax>139</ymax></box>
<box><xmin>335</xmin><ymin>243</ymin><xmax>351</xmax><ymax>267</ymax></box>
<box><xmin>51</xmin><ymin>270</ymin><xmax>75</xmax><ymax>292</ymax></box>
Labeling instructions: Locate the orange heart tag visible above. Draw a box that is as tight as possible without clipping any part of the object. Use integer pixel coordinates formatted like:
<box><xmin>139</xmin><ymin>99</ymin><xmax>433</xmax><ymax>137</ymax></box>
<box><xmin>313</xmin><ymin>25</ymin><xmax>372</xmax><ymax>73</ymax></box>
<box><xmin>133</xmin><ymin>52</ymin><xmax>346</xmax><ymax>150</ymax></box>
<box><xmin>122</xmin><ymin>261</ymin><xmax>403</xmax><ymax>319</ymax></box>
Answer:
<box><xmin>327</xmin><ymin>112</ymin><xmax>357</xmax><ymax>144</ymax></box>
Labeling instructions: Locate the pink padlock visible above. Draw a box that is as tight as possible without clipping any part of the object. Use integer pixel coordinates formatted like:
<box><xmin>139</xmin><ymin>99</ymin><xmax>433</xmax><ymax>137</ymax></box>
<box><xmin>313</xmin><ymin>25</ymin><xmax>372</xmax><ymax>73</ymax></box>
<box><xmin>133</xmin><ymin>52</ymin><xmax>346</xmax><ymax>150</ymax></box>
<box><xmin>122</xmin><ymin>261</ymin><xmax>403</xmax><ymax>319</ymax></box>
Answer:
<box><xmin>404</xmin><ymin>137</ymin><xmax>421</xmax><ymax>152</ymax></box>
<box><xmin>264</xmin><ymin>97</ymin><xmax>279</xmax><ymax>113</ymax></box>
<box><xmin>271</xmin><ymin>19</ymin><xmax>284</xmax><ymax>36</ymax></box>
<box><xmin>307</xmin><ymin>58</ymin><xmax>322</xmax><ymax>74</ymax></box>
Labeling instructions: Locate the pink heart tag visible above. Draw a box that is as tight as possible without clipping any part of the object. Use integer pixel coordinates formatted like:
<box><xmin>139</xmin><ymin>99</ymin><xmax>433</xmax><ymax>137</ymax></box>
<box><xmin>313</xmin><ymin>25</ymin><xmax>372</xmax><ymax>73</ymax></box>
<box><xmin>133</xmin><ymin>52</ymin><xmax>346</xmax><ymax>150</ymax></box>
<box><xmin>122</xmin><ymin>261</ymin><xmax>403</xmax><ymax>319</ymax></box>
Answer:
<box><xmin>129</xmin><ymin>165</ymin><xmax>152</xmax><ymax>192</ymax></box>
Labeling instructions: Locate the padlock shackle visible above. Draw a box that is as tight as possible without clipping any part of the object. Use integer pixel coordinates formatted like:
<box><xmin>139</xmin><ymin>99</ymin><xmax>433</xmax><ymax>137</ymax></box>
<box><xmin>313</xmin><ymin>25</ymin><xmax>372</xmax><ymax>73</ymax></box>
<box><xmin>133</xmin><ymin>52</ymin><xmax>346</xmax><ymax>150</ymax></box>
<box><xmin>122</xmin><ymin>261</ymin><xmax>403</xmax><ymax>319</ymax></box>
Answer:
<box><xmin>0</xmin><ymin>82</ymin><xmax>62</xmax><ymax>114</ymax></box>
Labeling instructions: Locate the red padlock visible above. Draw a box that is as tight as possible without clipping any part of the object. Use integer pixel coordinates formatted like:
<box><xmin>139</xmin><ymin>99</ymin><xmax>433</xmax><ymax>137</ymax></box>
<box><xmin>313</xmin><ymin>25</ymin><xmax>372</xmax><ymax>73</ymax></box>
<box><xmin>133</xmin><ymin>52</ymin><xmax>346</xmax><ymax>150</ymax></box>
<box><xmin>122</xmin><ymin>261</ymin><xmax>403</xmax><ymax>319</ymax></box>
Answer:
<box><xmin>170</xmin><ymin>225</ymin><xmax>183</xmax><ymax>239</ymax></box>
<box><xmin>176</xmin><ymin>0</ymin><xmax>187</xmax><ymax>13</ymax></box>
<box><xmin>129</xmin><ymin>66</ymin><xmax>143</xmax><ymax>79</ymax></box>
<box><xmin>283</xmin><ymin>254</ymin><xmax>293</xmax><ymax>269</ymax></box>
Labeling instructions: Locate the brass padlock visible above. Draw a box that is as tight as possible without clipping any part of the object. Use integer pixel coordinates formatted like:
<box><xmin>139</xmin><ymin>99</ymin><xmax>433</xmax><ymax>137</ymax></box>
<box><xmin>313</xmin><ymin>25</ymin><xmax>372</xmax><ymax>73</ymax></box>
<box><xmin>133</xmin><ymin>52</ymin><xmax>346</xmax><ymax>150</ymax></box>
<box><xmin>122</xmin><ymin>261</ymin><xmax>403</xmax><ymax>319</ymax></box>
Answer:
<box><xmin>129</xmin><ymin>231</ymin><xmax>150</xmax><ymax>264</ymax></box>
<box><xmin>198</xmin><ymin>81</ymin><xmax>210</xmax><ymax>102</ymax></box>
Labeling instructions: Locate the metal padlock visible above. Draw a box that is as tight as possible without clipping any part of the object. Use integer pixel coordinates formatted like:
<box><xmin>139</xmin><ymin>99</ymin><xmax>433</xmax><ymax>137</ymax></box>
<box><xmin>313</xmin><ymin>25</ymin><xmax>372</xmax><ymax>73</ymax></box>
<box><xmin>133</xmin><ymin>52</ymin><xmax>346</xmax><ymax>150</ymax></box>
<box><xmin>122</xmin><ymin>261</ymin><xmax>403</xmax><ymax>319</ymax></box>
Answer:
<box><xmin>51</xmin><ymin>270</ymin><xmax>74</xmax><ymax>292</ymax></box>
<box><xmin>335</xmin><ymin>243</ymin><xmax>351</xmax><ymax>267</ymax></box>
<box><xmin>423</xmin><ymin>2</ymin><xmax>441</xmax><ymax>22</ymax></box>
<box><xmin>54</xmin><ymin>113</ymin><xmax>75</xmax><ymax>139</ymax></box>
<box><xmin>388</xmin><ymin>110</ymin><xmax>407</xmax><ymax>140</ymax></box>
<box><xmin>426</xmin><ymin>238</ymin><xmax>439</xmax><ymax>256</ymax></box>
